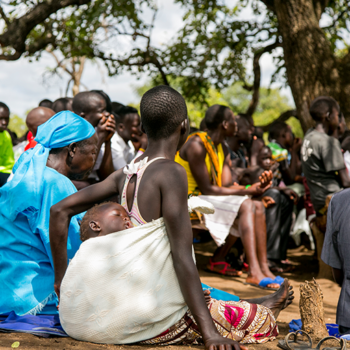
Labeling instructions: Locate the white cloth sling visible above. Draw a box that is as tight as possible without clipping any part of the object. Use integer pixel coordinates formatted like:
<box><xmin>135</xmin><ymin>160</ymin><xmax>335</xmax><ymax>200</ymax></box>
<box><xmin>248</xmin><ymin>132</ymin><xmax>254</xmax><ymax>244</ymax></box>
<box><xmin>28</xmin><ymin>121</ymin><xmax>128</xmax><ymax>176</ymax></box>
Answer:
<box><xmin>59</xmin><ymin>197</ymin><xmax>214</xmax><ymax>344</ymax></box>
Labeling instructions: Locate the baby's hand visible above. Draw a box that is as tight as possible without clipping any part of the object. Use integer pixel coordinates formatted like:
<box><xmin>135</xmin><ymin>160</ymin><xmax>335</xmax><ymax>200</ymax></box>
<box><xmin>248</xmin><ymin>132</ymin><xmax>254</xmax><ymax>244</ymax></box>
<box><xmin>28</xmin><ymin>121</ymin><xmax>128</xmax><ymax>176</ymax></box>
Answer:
<box><xmin>259</xmin><ymin>170</ymin><xmax>273</xmax><ymax>188</ymax></box>
<box><xmin>261</xmin><ymin>196</ymin><xmax>276</xmax><ymax>208</ymax></box>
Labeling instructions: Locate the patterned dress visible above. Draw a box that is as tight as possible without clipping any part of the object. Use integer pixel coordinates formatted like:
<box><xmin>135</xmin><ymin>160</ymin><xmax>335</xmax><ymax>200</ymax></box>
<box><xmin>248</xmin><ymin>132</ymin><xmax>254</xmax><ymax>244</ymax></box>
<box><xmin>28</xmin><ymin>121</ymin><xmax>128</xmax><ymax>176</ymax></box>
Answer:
<box><xmin>141</xmin><ymin>299</ymin><xmax>278</xmax><ymax>345</ymax></box>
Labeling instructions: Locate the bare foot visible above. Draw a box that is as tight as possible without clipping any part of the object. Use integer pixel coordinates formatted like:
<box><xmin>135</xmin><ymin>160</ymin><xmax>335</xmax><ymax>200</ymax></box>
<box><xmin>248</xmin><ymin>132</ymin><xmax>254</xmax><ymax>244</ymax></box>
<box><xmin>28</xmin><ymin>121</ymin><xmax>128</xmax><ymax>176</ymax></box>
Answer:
<box><xmin>260</xmin><ymin>264</ymin><xmax>276</xmax><ymax>280</ymax></box>
<box><xmin>260</xmin><ymin>279</ymin><xmax>294</xmax><ymax>318</ymax></box>
<box><xmin>246</xmin><ymin>275</ymin><xmax>280</xmax><ymax>290</ymax></box>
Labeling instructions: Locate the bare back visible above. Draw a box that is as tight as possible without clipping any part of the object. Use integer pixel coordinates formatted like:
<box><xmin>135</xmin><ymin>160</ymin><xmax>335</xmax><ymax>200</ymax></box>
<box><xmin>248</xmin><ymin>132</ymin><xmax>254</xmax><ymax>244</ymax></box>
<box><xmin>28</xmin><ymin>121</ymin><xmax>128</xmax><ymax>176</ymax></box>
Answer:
<box><xmin>117</xmin><ymin>158</ymin><xmax>180</xmax><ymax>223</ymax></box>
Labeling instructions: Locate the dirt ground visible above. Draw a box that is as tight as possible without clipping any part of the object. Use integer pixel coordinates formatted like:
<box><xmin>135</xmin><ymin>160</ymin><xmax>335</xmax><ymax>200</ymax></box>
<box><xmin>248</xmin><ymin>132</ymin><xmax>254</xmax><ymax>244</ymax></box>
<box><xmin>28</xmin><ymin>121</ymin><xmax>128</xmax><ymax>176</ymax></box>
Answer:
<box><xmin>0</xmin><ymin>242</ymin><xmax>341</xmax><ymax>350</ymax></box>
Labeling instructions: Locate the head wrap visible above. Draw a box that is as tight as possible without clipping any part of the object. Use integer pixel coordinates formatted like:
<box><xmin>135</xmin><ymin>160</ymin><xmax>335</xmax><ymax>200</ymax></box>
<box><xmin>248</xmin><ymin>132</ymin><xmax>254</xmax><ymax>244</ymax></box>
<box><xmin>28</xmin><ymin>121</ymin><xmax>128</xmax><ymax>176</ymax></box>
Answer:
<box><xmin>0</xmin><ymin>111</ymin><xmax>95</xmax><ymax>223</ymax></box>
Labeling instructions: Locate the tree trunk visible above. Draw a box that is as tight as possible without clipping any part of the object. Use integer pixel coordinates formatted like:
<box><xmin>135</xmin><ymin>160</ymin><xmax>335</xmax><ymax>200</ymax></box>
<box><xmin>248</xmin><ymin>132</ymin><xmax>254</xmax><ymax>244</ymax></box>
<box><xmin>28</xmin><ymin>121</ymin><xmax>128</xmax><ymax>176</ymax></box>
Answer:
<box><xmin>271</xmin><ymin>0</ymin><xmax>348</xmax><ymax>132</ymax></box>
<box><xmin>299</xmin><ymin>279</ymin><xmax>329</xmax><ymax>341</ymax></box>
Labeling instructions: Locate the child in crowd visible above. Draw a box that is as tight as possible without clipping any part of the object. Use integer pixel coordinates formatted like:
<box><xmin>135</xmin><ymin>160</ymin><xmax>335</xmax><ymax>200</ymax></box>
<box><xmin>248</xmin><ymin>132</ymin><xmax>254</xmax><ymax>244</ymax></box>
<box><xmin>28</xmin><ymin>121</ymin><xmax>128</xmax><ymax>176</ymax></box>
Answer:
<box><xmin>51</xmin><ymin>86</ymin><xmax>293</xmax><ymax>349</ymax></box>
<box><xmin>268</xmin><ymin>122</ymin><xmax>303</xmax><ymax>187</ymax></box>
<box><xmin>236</xmin><ymin>146</ymin><xmax>277</xmax><ymax>187</ymax></box>
<box><xmin>302</xmin><ymin>96</ymin><xmax>350</xmax><ymax>230</ymax></box>
<box><xmin>0</xmin><ymin>102</ymin><xmax>15</xmax><ymax>187</ymax></box>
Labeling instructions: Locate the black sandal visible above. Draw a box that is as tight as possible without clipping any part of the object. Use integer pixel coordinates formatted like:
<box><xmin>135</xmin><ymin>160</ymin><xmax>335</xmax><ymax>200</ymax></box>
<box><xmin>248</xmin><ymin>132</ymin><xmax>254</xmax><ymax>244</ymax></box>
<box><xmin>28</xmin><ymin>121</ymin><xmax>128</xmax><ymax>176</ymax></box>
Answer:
<box><xmin>316</xmin><ymin>336</ymin><xmax>347</xmax><ymax>350</ymax></box>
<box><xmin>278</xmin><ymin>331</ymin><xmax>313</xmax><ymax>350</ymax></box>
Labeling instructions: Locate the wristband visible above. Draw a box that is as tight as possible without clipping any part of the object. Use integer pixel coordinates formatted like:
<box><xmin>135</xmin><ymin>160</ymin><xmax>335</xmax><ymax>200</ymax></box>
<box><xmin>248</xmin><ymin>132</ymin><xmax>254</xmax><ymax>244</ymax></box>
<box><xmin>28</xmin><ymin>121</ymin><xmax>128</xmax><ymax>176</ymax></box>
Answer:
<box><xmin>245</xmin><ymin>185</ymin><xmax>251</xmax><ymax>189</ymax></box>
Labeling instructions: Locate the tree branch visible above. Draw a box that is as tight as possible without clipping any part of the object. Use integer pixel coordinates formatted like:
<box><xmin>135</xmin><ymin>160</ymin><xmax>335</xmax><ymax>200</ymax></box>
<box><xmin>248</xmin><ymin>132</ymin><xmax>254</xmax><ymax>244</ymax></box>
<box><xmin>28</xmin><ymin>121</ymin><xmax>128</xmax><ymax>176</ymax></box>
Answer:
<box><xmin>0</xmin><ymin>5</ymin><xmax>10</xmax><ymax>26</ymax></box>
<box><xmin>313</xmin><ymin>0</ymin><xmax>330</xmax><ymax>21</ymax></box>
<box><xmin>257</xmin><ymin>109</ymin><xmax>297</xmax><ymax>132</ymax></box>
<box><xmin>46</xmin><ymin>48</ymin><xmax>73</xmax><ymax>75</ymax></box>
<box><xmin>0</xmin><ymin>0</ymin><xmax>91</xmax><ymax>60</ymax></box>
<box><xmin>245</xmin><ymin>40</ymin><xmax>282</xmax><ymax>117</ymax></box>
<box><xmin>259</xmin><ymin>0</ymin><xmax>275</xmax><ymax>12</ymax></box>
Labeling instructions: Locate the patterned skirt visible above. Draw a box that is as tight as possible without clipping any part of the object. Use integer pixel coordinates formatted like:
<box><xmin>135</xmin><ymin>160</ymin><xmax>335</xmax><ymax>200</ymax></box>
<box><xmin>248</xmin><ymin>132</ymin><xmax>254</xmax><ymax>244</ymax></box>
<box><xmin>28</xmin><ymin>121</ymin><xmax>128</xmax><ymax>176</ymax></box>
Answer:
<box><xmin>140</xmin><ymin>299</ymin><xmax>278</xmax><ymax>346</ymax></box>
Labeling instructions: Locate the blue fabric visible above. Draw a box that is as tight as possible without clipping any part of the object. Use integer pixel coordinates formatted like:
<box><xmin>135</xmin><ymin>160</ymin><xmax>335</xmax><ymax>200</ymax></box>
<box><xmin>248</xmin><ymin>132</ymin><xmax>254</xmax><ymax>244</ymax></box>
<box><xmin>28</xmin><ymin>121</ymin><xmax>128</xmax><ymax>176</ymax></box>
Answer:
<box><xmin>259</xmin><ymin>276</ymin><xmax>284</xmax><ymax>288</ymax></box>
<box><xmin>0</xmin><ymin>312</ymin><xmax>68</xmax><ymax>338</ymax></box>
<box><xmin>289</xmin><ymin>319</ymin><xmax>341</xmax><ymax>338</ymax></box>
<box><xmin>1</xmin><ymin>111</ymin><xmax>95</xmax><ymax>224</ymax></box>
<box><xmin>0</xmin><ymin>111</ymin><xmax>95</xmax><ymax>316</ymax></box>
<box><xmin>201</xmin><ymin>283</ymin><xmax>240</xmax><ymax>302</ymax></box>
<box><xmin>274</xmin><ymin>276</ymin><xmax>284</xmax><ymax>284</ymax></box>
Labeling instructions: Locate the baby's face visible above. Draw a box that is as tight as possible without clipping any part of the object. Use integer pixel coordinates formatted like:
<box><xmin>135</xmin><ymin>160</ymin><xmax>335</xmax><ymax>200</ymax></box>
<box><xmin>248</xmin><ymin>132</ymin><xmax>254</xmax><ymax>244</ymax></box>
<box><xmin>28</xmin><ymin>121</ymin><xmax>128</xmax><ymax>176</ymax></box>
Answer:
<box><xmin>92</xmin><ymin>203</ymin><xmax>132</xmax><ymax>237</ymax></box>
<box><xmin>258</xmin><ymin>148</ymin><xmax>273</xmax><ymax>170</ymax></box>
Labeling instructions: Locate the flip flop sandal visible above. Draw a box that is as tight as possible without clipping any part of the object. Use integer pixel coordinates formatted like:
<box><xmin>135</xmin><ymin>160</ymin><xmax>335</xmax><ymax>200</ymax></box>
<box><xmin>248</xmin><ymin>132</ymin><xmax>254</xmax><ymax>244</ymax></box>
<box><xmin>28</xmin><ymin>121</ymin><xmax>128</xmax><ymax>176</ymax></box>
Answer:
<box><xmin>316</xmin><ymin>336</ymin><xmax>347</xmax><ymax>350</ymax></box>
<box><xmin>244</xmin><ymin>276</ymin><xmax>284</xmax><ymax>291</ymax></box>
<box><xmin>278</xmin><ymin>331</ymin><xmax>313</xmax><ymax>350</ymax></box>
<box><xmin>269</xmin><ymin>260</ymin><xmax>295</xmax><ymax>273</ymax></box>
<box><xmin>206</xmin><ymin>259</ymin><xmax>243</xmax><ymax>277</ymax></box>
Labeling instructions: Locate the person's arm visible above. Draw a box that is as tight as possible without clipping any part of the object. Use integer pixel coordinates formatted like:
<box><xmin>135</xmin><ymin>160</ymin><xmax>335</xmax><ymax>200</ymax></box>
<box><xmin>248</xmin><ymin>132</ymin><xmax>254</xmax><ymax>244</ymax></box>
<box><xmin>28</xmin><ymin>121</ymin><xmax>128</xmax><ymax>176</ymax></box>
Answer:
<box><xmin>95</xmin><ymin>116</ymin><xmax>116</xmax><ymax>180</ymax></box>
<box><xmin>186</xmin><ymin>139</ymin><xmax>270</xmax><ymax>196</ymax></box>
<box><xmin>279</xmin><ymin>138</ymin><xmax>302</xmax><ymax>185</ymax></box>
<box><xmin>250</xmin><ymin>136</ymin><xmax>264</xmax><ymax>167</ymax></box>
<box><xmin>161</xmin><ymin>163</ymin><xmax>246</xmax><ymax>350</ymax></box>
<box><xmin>323</xmin><ymin>137</ymin><xmax>350</xmax><ymax>187</ymax></box>
<box><xmin>49</xmin><ymin>170</ymin><xmax>122</xmax><ymax>298</ymax></box>
<box><xmin>338</xmin><ymin>168</ymin><xmax>350</xmax><ymax>188</ymax></box>
<box><xmin>97</xmin><ymin>140</ymin><xmax>114</xmax><ymax>180</ymax></box>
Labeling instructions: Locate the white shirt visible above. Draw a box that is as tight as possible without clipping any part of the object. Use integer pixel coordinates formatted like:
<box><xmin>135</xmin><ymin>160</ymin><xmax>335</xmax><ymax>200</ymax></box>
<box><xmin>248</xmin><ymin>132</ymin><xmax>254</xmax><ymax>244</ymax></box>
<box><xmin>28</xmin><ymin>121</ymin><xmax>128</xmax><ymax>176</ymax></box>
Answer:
<box><xmin>94</xmin><ymin>132</ymin><xmax>136</xmax><ymax>173</ymax></box>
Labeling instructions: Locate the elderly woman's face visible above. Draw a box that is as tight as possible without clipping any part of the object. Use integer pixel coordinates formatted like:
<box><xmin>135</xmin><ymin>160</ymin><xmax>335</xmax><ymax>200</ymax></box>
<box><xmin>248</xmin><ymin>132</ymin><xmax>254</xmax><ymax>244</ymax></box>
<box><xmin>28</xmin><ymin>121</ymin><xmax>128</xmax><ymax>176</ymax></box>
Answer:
<box><xmin>68</xmin><ymin>133</ymin><xmax>99</xmax><ymax>181</ymax></box>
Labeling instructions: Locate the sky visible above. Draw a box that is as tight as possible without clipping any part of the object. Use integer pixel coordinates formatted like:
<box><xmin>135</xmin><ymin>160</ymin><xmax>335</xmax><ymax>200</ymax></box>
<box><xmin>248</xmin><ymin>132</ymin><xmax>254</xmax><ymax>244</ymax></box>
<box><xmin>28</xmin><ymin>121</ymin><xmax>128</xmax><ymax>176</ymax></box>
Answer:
<box><xmin>0</xmin><ymin>0</ymin><xmax>293</xmax><ymax>118</ymax></box>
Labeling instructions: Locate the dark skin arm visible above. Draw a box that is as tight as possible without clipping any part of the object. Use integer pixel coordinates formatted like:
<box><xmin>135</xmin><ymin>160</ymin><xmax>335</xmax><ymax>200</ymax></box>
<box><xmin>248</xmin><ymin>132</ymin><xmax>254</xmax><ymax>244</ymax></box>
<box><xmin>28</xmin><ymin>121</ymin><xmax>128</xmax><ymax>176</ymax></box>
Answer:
<box><xmin>96</xmin><ymin>115</ymin><xmax>116</xmax><ymax>180</ymax></box>
<box><xmin>280</xmin><ymin>138</ymin><xmax>302</xmax><ymax>185</ymax></box>
<box><xmin>185</xmin><ymin>138</ymin><xmax>271</xmax><ymax>196</ymax></box>
<box><xmin>338</xmin><ymin>168</ymin><xmax>350</xmax><ymax>188</ymax></box>
<box><xmin>97</xmin><ymin>140</ymin><xmax>114</xmax><ymax>180</ymax></box>
<box><xmin>49</xmin><ymin>170</ymin><xmax>124</xmax><ymax>297</ymax></box>
<box><xmin>250</xmin><ymin>136</ymin><xmax>264</xmax><ymax>167</ymax></box>
<box><xmin>161</xmin><ymin>163</ymin><xmax>246</xmax><ymax>350</ymax></box>
<box><xmin>332</xmin><ymin>267</ymin><xmax>344</xmax><ymax>286</ymax></box>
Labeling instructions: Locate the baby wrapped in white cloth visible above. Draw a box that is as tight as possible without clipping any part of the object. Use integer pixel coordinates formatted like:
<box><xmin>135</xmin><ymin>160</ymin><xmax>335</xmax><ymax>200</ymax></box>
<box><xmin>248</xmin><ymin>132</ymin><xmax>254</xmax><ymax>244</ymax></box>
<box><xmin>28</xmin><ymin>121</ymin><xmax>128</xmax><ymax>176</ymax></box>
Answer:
<box><xmin>59</xmin><ymin>197</ymin><xmax>214</xmax><ymax>344</ymax></box>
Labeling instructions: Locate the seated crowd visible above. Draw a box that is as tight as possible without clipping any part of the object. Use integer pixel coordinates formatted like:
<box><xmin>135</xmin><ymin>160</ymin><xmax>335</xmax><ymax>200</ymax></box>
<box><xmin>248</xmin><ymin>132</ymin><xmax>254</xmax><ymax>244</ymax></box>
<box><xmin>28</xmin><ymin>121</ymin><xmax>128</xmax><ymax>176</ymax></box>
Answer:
<box><xmin>0</xmin><ymin>88</ymin><xmax>348</xmax><ymax>348</ymax></box>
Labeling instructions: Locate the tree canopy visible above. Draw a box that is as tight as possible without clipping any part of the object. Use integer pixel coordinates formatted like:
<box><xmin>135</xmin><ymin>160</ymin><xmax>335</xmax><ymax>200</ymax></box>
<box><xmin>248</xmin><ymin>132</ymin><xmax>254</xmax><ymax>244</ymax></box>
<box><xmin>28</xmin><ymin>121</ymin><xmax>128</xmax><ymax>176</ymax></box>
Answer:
<box><xmin>2</xmin><ymin>0</ymin><xmax>350</xmax><ymax>130</ymax></box>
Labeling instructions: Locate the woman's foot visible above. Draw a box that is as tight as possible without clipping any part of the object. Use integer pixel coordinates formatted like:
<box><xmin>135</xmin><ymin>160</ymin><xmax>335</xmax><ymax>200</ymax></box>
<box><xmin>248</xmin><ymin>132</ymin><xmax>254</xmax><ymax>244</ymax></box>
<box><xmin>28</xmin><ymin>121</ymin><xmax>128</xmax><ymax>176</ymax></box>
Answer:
<box><xmin>260</xmin><ymin>279</ymin><xmax>294</xmax><ymax>318</ymax></box>
<box><xmin>260</xmin><ymin>264</ymin><xmax>277</xmax><ymax>280</ymax></box>
<box><xmin>245</xmin><ymin>275</ymin><xmax>280</xmax><ymax>290</ymax></box>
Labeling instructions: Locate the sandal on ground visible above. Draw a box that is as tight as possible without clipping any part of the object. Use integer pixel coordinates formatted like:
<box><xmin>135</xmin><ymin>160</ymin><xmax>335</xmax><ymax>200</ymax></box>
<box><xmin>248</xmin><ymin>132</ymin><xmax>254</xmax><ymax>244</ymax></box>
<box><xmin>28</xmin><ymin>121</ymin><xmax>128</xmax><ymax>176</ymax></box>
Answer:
<box><xmin>316</xmin><ymin>336</ymin><xmax>347</xmax><ymax>350</ymax></box>
<box><xmin>206</xmin><ymin>259</ymin><xmax>243</xmax><ymax>277</ymax></box>
<box><xmin>269</xmin><ymin>259</ymin><xmax>295</xmax><ymax>273</ymax></box>
<box><xmin>278</xmin><ymin>331</ymin><xmax>313</xmax><ymax>350</ymax></box>
<box><xmin>244</xmin><ymin>276</ymin><xmax>284</xmax><ymax>291</ymax></box>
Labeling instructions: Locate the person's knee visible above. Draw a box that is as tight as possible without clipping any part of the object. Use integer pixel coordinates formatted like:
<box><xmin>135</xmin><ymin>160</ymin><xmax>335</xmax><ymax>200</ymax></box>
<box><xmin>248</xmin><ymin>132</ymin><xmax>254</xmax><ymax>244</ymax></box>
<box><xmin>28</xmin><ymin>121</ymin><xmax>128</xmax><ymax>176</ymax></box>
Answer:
<box><xmin>253</xmin><ymin>200</ymin><xmax>264</xmax><ymax>214</ymax></box>
<box><xmin>265</xmin><ymin>188</ymin><xmax>281</xmax><ymax>203</ymax></box>
<box><xmin>240</xmin><ymin>198</ymin><xmax>255</xmax><ymax>215</ymax></box>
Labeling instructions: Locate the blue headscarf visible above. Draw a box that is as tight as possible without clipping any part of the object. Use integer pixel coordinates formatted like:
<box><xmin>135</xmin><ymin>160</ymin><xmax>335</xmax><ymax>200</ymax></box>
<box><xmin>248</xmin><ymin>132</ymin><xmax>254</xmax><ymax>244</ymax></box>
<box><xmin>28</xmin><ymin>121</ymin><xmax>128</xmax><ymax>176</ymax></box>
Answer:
<box><xmin>0</xmin><ymin>111</ymin><xmax>95</xmax><ymax>225</ymax></box>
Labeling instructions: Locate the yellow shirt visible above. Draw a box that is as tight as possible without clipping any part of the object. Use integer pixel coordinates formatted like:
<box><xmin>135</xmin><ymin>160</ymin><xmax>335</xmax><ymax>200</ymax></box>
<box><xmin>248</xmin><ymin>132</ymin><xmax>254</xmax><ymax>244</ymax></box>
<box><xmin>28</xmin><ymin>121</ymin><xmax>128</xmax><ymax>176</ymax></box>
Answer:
<box><xmin>175</xmin><ymin>143</ymin><xmax>225</xmax><ymax>195</ymax></box>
